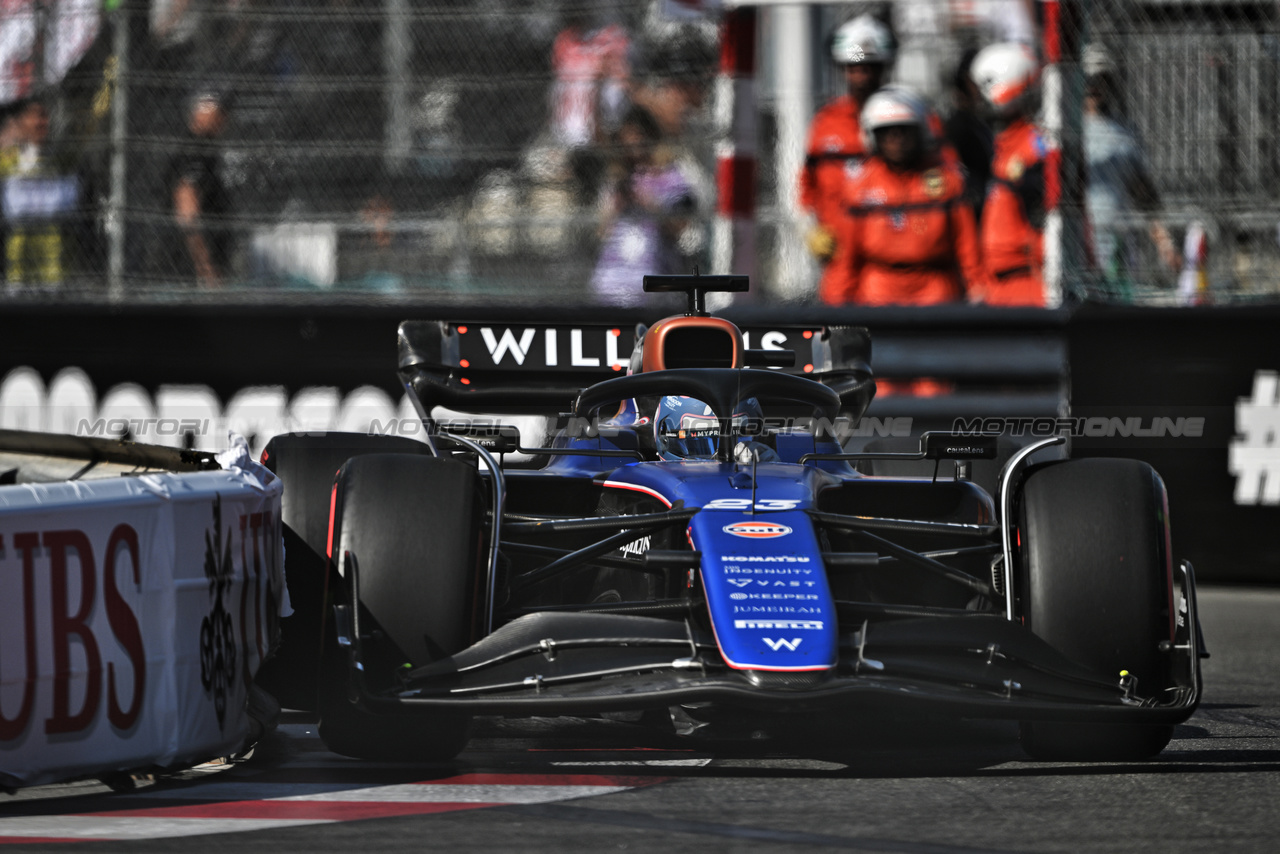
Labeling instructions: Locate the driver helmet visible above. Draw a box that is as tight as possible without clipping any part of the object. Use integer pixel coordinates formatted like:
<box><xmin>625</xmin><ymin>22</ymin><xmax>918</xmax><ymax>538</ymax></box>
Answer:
<box><xmin>654</xmin><ymin>396</ymin><xmax>765</xmax><ymax>461</ymax></box>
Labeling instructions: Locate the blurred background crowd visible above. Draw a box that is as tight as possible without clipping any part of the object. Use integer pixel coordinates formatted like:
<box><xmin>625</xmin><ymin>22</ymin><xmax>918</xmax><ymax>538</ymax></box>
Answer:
<box><xmin>1</xmin><ymin>0</ymin><xmax>1278</xmax><ymax>305</ymax></box>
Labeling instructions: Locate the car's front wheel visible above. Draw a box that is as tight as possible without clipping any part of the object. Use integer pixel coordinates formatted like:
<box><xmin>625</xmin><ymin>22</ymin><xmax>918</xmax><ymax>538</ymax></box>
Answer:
<box><xmin>318</xmin><ymin>453</ymin><xmax>484</xmax><ymax>761</ymax></box>
<box><xmin>1017</xmin><ymin>458</ymin><xmax>1174</xmax><ymax>761</ymax></box>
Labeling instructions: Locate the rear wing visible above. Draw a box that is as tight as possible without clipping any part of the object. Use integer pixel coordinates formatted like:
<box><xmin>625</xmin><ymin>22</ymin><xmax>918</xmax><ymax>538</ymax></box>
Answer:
<box><xmin>397</xmin><ymin>320</ymin><xmax>873</xmax><ymax>416</ymax></box>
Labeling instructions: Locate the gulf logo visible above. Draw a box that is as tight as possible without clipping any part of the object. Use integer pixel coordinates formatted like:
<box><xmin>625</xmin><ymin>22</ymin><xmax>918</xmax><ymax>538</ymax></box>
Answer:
<box><xmin>723</xmin><ymin>521</ymin><xmax>792</xmax><ymax>539</ymax></box>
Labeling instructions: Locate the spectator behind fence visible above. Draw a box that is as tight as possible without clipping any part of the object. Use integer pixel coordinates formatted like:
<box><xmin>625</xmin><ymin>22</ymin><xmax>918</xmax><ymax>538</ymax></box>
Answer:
<box><xmin>0</xmin><ymin>97</ymin><xmax>80</xmax><ymax>289</ymax></box>
<box><xmin>1082</xmin><ymin>44</ymin><xmax>1179</xmax><ymax>295</ymax></box>
<box><xmin>0</xmin><ymin>101</ymin><xmax>14</xmax><ymax>282</ymax></box>
<box><xmin>970</xmin><ymin>42</ymin><xmax>1047</xmax><ymax>307</ymax></box>
<box><xmin>631</xmin><ymin>37</ymin><xmax>710</xmax><ymax>141</ymax></box>
<box><xmin>629</xmin><ymin>38</ymin><xmax>715</xmax><ymax>262</ymax></box>
<box><xmin>800</xmin><ymin>14</ymin><xmax>894</xmax><ymax>301</ymax></box>
<box><xmin>550</xmin><ymin>8</ymin><xmax>632</xmax><ymax>204</ymax></box>
<box><xmin>590</xmin><ymin>106</ymin><xmax>695</xmax><ymax>306</ymax></box>
<box><xmin>826</xmin><ymin>86</ymin><xmax>983</xmax><ymax>306</ymax></box>
<box><xmin>944</xmin><ymin>48</ymin><xmax>994</xmax><ymax>223</ymax></box>
<box><xmin>169</xmin><ymin>90</ymin><xmax>232</xmax><ymax>288</ymax></box>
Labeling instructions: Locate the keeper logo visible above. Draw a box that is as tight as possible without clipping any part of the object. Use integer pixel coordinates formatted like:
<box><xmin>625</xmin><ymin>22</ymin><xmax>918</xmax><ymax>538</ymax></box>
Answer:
<box><xmin>1229</xmin><ymin>370</ymin><xmax>1280</xmax><ymax>505</ymax></box>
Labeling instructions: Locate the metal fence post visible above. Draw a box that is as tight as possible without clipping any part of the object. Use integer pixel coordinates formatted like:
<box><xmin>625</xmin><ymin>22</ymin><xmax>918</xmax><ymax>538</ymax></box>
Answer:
<box><xmin>384</xmin><ymin>0</ymin><xmax>410</xmax><ymax>173</ymax></box>
<box><xmin>769</xmin><ymin>5</ymin><xmax>815</xmax><ymax>301</ymax></box>
<box><xmin>107</xmin><ymin>1</ymin><xmax>129</xmax><ymax>300</ymax></box>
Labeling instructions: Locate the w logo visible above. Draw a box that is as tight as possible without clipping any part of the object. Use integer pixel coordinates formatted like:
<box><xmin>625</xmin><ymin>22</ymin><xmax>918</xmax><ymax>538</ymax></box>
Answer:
<box><xmin>763</xmin><ymin>637</ymin><xmax>802</xmax><ymax>652</ymax></box>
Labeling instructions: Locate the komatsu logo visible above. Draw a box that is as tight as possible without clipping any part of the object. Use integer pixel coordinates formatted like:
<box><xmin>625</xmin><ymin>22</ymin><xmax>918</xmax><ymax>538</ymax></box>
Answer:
<box><xmin>722</xmin><ymin>522</ymin><xmax>792</xmax><ymax>539</ymax></box>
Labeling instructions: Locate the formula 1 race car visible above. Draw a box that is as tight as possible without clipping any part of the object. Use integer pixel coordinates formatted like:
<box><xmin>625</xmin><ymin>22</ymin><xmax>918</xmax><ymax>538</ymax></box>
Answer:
<box><xmin>256</xmin><ymin>275</ymin><xmax>1203</xmax><ymax>762</ymax></box>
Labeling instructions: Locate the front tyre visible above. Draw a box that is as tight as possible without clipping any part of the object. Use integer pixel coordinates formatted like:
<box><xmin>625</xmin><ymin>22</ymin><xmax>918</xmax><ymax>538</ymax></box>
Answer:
<box><xmin>1017</xmin><ymin>458</ymin><xmax>1174</xmax><ymax>761</ymax></box>
<box><xmin>319</xmin><ymin>453</ymin><xmax>484</xmax><ymax>761</ymax></box>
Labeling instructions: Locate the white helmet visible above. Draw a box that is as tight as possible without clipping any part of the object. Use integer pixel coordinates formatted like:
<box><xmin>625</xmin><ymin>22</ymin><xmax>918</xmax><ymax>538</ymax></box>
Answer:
<box><xmin>1082</xmin><ymin>43</ymin><xmax>1117</xmax><ymax>79</ymax></box>
<box><xmin>831</xmin><ymin>14</ymin><xmax>895</xmax><ymax>66</ymax></box>
<box><xmin>860</xmin><ymin>86</ymin><xmax>934</xmax><ymax>154</ymax></box>
<box><xmin>970</xmin><ymin>42</ymin><xmax>1040</xmax><ymax>115</ymax></box>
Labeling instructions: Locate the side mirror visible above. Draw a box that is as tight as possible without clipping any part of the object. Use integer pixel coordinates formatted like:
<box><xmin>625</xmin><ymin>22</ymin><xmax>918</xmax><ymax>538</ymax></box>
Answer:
<box><xmin>743</xmin><ymin>349</ymin><xmax>796</xmax><ymax>368</ymax></box>
<box><xmin>921</xmin><ymin>432</ymin><xmax>999</xmax><ymax>460</ymax></box>
<box><xmin>437</xmin><ymin>422</ymin><xmax>522</xmax><ymax>453</ymax></box>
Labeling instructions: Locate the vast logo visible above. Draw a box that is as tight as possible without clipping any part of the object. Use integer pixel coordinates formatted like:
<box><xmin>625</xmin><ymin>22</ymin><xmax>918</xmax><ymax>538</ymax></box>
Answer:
<box><xmin>722</xmin><ymin>521</ymin><xmax>792</xmax><ymax>539</ymax></box>
<box><xmin>762</xmin><ymin>637</ymin><xmax>803</xmax><ymax>652</ymax></box>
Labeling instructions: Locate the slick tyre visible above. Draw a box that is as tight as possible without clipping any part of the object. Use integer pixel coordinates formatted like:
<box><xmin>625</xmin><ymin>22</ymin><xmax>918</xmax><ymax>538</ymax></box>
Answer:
<box><xmin>318</xmin><ymin>453</ymin><xmax>484</xmax><ymax>762</ymax></box>
<box><xmin>255</xmin><ymin>432</ymin><xmax>434</xmax><ymax>711</ymax></box>
<box><xmin>1017</xmin><ymin>458</ymin><xmax>1174</xmax><ymax>761</ymax></box>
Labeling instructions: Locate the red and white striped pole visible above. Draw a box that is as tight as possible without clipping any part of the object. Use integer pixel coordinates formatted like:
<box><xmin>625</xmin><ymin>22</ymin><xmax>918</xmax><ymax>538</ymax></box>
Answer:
<box><xmin>1040</xmin><ymin>0</ymin><xmax>1087</xmax><ymax>307</ymax></box>
<box><xmin>713</xmin><ymin>6</ymin><xmax>757</xmax><ymax>286</ymax></box>
<box><xmin>1041</xmin><ymin>0</ymin><xmax>1064</xmax><ymax>306</ymax></box>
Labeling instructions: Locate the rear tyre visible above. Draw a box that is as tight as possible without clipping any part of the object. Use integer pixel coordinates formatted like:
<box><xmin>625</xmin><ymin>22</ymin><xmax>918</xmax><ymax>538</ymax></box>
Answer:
<box><xmin>318</xmin><ymin>453</ymin><xmax>483</xmax><ymax>761</ymax></box>
<box><xmin>1017</xmin><ymin>458</ymin><xmax>1174</xmax><ymax>761</ymax></box>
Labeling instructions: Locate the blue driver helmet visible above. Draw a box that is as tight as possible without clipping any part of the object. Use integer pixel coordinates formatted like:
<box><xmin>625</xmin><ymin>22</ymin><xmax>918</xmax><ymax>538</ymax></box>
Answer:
<box><xmin>655</xmin><ymin>395</ymin><xmax>719</xmax><ymax>460</ymax></box>
<box><xmin>654</xmin><ymin>396</ymin><xmax>766</xmax><ymax>461</ymax></box>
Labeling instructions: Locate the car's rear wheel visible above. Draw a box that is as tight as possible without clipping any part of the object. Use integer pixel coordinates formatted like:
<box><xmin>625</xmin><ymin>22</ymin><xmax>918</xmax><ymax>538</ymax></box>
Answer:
<box><xmin>1017</xmin><ymin>458</ymin><xmax>1174</xmax><ymax>761</ymax></box>
<box><xmin>319</xmin><ymin>453</ymin><xmax>484</xmax><ymax>761</ymax></box>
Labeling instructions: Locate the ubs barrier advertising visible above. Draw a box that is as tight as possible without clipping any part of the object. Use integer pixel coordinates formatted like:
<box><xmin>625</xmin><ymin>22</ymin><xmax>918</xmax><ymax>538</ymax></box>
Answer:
<box><xmin>0</xmin><ymin>455</ymin><xmax>285</xmax><ymax>788</ymax></box>
<box><xmin>0</xmin><ymin>299</ymin><xmax>1276</xmax><ymax>581</ymax></box>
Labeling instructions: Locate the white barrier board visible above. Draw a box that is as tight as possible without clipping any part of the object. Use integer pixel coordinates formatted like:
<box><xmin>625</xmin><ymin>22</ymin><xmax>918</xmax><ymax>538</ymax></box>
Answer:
<box><xmin>0</xmin><ymin>456</ymin><xmax>285</xmax><ymax>788</ymax></box>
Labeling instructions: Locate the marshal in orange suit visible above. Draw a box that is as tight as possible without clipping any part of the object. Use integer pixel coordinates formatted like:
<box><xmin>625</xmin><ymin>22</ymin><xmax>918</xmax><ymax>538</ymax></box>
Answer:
<box><xmin>970</xmin><ymin>42</ymin><xmax>1049</xmax><ymax>307</ymax></box>
<box><xmin>823</xmin><ymin>87</ymin><xmax>985</xmax><ymax>306</ymax></box>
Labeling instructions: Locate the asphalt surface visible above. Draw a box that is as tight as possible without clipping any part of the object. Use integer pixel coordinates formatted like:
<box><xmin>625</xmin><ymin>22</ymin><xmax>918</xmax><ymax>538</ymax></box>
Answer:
<box><xmin>2</xmin><ymin>585</ymin><xmax>1278</xmax><ymax>853</ymax></box>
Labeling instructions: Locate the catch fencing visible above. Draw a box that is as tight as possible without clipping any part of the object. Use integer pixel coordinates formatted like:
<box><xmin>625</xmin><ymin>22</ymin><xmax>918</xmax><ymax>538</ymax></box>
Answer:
<box><xmin>1</xmin><ymin>1</ymin><xmax>1278</xmax><ymax>304</ymax></box>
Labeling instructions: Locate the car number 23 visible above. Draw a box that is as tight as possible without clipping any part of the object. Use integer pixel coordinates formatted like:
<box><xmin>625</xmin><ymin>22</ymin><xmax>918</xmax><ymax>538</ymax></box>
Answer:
<box><xmin>703</xmin><ymin>498</ymin><xmax>801</xmax><ymax>511</ymax></box>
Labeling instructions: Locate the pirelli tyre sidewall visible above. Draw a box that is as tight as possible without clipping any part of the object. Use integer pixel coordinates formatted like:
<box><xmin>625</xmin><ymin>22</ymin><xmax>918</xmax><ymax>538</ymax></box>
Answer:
<box><xmin>1017</xmin><ymin>457</ymin><xmax>1175</xmax><ymax>761</ymax></box>
<box><xmin>319</xmin><ymin>452</ymin><xmax>484</xmax><ymax>761</ymax></box>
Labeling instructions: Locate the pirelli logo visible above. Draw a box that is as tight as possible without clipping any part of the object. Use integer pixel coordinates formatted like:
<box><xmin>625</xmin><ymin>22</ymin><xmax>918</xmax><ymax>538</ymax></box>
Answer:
<box><xmin>733</xmin><ymin>620</ymin><xmax>824</xmax><ymax>630</ymax></box>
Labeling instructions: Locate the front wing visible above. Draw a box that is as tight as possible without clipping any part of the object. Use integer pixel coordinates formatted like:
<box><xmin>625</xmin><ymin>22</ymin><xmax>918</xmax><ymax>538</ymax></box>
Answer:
<box><xmin>337</xmin><ymin>562</ymin><xmax>1202</xmax><ymax>726</ymax></box>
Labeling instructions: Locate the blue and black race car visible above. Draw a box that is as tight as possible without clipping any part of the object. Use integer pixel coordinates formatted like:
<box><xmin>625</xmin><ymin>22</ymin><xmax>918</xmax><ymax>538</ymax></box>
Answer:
<box><xmin>257</xmin><ymin>275</ymin><xmax>1203</xmax><ymax>762</ymax></box>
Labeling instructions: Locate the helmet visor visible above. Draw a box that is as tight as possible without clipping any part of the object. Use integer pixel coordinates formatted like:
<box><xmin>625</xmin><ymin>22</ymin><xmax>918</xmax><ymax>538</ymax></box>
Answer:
<box><xmin>655</xmin><ymin>396</ymin><xmax>720</xmax><ymax>460</ymax></box>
